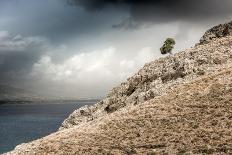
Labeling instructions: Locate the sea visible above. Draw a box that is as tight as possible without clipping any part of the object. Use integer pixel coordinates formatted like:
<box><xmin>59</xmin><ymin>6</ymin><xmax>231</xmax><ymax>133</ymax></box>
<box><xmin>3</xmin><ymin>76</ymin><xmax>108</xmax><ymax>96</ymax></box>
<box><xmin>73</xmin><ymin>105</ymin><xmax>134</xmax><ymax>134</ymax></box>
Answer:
<box><xmin>0</xmin><ymin>100</ymin><xmax>97</xmax><ymax>154</ymax></box>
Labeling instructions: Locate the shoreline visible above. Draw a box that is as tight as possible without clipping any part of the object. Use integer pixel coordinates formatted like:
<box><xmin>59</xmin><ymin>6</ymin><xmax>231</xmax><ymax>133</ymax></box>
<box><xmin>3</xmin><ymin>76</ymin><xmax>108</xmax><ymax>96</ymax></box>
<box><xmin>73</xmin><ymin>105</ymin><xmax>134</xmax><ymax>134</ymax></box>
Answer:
<box><xmin>0</xmin><ymin>99</ymin><xmax>100</xmax><ymax>105</ymax></box>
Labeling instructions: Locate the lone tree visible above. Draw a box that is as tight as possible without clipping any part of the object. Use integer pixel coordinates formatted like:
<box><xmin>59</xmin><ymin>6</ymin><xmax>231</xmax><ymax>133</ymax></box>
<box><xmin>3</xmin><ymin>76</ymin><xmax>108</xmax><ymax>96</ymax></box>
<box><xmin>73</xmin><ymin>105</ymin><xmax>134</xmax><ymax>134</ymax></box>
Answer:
<box><xmin>160</xmin><ymin>38</ymin><xmax>176</xmax><ymax>55</ymax></box>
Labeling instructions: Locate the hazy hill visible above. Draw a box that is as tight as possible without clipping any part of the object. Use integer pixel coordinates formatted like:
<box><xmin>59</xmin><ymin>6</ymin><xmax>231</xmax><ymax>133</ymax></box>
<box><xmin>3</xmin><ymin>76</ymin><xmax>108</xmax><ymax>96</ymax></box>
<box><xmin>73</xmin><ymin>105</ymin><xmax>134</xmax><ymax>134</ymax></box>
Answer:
<box><xmin>5</xmin><ymin>21</ymin><xmax>232</xmax><ymax>155</ymax></box>
<box><xmin>0</xmin><ymin>84</ymin><xmax>90</xmax><ymax>103</ymax></box>
<box><xmin>0</xmin><ymin>84</ymin><xmax>40</xmax><ymax>102</ymax></box>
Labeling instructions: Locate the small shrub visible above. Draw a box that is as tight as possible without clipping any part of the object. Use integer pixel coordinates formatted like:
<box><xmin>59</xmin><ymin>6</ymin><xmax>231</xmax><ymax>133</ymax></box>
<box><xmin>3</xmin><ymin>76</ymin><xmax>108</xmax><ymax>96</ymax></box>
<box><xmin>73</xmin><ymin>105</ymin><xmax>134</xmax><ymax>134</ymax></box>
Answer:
<box><xmin>160</xmin><ymin>38</ymin><xmax>176</xmax><ymax>55</ymax></box>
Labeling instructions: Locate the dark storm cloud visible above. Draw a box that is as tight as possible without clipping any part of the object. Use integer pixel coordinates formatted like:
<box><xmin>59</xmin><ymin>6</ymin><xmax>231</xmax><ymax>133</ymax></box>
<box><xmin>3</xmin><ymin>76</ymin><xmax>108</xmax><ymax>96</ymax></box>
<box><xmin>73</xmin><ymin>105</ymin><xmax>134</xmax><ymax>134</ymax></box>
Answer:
<box><xmin>0</xmin><ymin>0</ymin><xmax>125</xmax><ymax>44</ymax></box>
<box><xmin>0</xmin><ymin>0</ymin><xmax>125</xmax><ymax>83</ymax></box>
<box><xmin>0</xmin><ymin>32</ymin><xmax>48</xmax><ymax>83</ymax></box>
<box><xmin>69</xmin><ymin>0</ymin><xmax>232</xmax><ymax>25</ymax></box>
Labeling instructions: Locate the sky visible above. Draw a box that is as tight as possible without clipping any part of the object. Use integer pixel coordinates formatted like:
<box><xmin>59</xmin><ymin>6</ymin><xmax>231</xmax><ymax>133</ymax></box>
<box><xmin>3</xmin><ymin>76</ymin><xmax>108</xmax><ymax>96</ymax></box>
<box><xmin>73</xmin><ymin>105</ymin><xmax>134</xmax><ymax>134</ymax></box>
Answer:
<box><xmin>0</xmin><ymin>0</ymin><xmax>232</xmax><ymax>98</ymax></box>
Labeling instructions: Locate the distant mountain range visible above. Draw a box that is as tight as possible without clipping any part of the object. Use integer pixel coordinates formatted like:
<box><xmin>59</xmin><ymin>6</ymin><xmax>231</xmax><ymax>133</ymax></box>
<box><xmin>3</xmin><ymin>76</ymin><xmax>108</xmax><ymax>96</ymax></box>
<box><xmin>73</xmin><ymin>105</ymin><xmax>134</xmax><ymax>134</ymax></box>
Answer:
<box><xmin>0</xmin><ymin>84</ymin><xmax>41</xmax><ymax>102</ymax></box>
<box><xmin>0</xmin><ymin>84</ymin><xmax>100</xmax><ymax>104</ymax></box>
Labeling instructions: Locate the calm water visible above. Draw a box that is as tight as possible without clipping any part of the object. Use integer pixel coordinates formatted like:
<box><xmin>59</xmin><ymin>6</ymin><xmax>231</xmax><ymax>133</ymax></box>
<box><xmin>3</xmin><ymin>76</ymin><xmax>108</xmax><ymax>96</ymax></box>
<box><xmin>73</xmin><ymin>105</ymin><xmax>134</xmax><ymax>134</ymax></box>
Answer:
<box><xmin>0</xmin><ymin>101</ymin><xmax>96</xmax><ymax>154</ymax></box>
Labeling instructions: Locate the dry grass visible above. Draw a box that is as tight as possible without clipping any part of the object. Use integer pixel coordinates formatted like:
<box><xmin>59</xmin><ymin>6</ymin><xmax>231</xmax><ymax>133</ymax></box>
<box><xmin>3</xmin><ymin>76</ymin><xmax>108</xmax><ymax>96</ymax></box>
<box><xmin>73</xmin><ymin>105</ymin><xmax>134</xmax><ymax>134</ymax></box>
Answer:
<box><xmin>5</xmin><ymin>67</ymin><xmax>232</xmax><ymax>155</ymax></box>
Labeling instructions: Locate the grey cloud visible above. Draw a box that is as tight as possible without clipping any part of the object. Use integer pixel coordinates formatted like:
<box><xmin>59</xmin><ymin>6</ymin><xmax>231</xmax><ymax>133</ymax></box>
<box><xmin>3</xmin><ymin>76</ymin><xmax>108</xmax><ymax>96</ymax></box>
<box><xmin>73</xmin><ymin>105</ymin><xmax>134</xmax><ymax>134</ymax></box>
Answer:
<box><xmin>69</xmin><ymin>0</ymin><xmax>232</xmax><ymax>25</ymax></box>
<box><xmin>0</xmin><ymin>0</ymin><xmax>126</xmax><ymax>44</ymax></box>
<box><xmin>0</xmin><ymin>31</ymin><xmax>49</xmax><ymax>83</ymax></box>
<box><xmin>112</xmin><ymin>18</ymin><xmax>140</xmax><ymax>29</ymax></box>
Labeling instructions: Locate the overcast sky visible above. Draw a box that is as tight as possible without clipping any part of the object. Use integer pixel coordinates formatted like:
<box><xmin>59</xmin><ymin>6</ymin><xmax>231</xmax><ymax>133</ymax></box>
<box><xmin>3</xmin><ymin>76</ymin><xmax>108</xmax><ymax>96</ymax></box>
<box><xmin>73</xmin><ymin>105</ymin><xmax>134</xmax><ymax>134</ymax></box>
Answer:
<box><xmin>0</xmin><ymin>0</ymin><xmax>232</xmax><ymax>98</ymax></box>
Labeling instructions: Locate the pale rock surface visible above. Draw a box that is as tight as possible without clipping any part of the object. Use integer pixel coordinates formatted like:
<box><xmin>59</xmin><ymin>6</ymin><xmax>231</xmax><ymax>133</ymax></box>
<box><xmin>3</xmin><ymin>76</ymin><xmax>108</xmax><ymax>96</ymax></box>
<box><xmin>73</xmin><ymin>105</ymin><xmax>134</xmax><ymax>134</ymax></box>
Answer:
<box><xmin>199</xmin><ymin>21</ymin><xmax>232</xmax><ymax>45</ymax></box>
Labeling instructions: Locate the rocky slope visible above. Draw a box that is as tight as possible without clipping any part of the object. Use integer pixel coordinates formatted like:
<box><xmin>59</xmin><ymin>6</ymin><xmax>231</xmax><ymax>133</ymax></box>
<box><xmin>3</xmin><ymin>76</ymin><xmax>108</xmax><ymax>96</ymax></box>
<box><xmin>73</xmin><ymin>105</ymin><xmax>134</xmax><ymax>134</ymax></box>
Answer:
<box><xmin>59</xmin><ymin>33</ymin><xmax>232</xmax><ymax>130</ymax></box>
<box><xmin>4</xmin><ymin>21</ymin><xmax>232</xmax><ymax>154</ymax></box>
<box><xmin>5</xmin><ymin>58</ymin><xmax>232</xmax><ymax>155</ymax></box>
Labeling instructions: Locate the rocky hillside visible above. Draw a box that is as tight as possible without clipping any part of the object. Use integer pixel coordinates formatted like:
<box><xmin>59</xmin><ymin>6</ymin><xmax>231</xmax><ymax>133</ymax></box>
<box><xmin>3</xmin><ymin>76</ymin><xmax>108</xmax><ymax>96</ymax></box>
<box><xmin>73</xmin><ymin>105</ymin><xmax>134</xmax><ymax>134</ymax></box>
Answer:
<box><xmin>59</xmin><ymin>24</ymin><xmax>232</xmax><ymax>130</ymax></box>
<box><xmin>4</xmin><ymin>21</ymin><xmax>232</xmax><ymax>154</ymax></box>
<box><xmin>5</xmin><ymin>55</ymin><xmax>232</xmax><ymax>155</ymax></box>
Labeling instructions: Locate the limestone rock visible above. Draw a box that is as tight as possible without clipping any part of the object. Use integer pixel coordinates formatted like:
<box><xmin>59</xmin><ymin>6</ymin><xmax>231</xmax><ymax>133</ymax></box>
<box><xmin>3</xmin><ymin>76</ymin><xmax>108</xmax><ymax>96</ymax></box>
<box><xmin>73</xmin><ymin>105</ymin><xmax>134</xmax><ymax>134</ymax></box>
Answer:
<box><xmin>199</xmin><ymin>21</ymin><xmax>232</xmax><ymax>45</ymax></box>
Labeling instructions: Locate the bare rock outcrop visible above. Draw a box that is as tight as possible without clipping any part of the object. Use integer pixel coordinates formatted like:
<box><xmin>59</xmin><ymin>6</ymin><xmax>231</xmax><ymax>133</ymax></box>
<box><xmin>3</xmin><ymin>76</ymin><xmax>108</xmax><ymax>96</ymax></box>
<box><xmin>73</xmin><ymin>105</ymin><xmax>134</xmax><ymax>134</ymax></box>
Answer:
<box><xmin>60</xmin><ymin>35</ymin><xmax>232</xmax><ymax>130</ymax></box>
<box><xmin>199</xmin><ymin>21</ymin><xmax>232</xmax><ymax>45</ymax></box>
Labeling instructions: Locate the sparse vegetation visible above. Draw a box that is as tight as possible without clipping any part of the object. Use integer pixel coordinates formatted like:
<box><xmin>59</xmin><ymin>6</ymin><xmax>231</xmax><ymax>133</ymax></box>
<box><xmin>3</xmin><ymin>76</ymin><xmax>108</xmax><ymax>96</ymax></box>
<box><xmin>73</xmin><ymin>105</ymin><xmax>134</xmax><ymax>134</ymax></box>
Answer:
<box><xmin>160</xmin><ymin>38</ymin><xmax>176</xmax><ymax>55</ymax></box>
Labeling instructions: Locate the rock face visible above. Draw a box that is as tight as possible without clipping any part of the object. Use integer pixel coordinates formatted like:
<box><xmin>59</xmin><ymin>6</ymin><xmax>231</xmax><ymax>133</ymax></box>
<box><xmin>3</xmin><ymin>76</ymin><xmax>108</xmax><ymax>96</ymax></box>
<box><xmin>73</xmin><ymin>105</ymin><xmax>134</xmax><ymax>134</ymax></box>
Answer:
<box><xmin>4</xmin><ymin>21</ymin><xmax>232</xmax><ymax>155</ymax></box>
<box><xmin>199</xmin><ymin>21</ymin><xmax>232</xmax><ymax>45</ymax></box>
<box><xmin>59</xmin><ymin>35</ymin><xmax>232</xmax><ymax>130</ymax></box>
